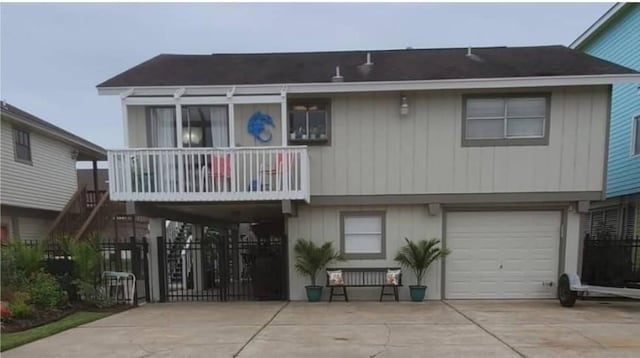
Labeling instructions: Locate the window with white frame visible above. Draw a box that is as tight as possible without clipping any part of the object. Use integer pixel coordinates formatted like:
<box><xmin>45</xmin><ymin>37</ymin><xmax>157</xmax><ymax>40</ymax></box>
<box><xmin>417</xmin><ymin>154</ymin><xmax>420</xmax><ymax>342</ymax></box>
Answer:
<box><xmin>340</xmin><ymin>212</ymin><xmax>385</xmax><ymax>259</ymax></box>
<box><xmin>633</xmin><ymin>115</ymin><xmax>640</xmax><ymax>156</ymax></box>
<box><xmin>463</xmin><ymin>95</ymin><xmax>549</xmax><ymax>146</ymax></box>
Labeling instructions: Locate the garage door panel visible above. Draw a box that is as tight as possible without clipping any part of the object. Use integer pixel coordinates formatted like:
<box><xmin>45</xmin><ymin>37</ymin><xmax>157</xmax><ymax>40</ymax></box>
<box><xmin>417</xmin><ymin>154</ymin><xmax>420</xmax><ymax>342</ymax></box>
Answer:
<box><xmin>445</xmin><ymin>211</ymin><xmax>560</xmax><ymax>299</ymax></box>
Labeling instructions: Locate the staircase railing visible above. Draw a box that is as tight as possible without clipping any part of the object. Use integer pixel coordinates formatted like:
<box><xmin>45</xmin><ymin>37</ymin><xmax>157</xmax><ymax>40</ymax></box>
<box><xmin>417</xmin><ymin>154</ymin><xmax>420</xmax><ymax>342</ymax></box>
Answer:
<box><xmin>74</xmin><ymin>193</ymin><xmax>126</xmax><ymax>240</ymax></box>
<box><xmin>46</xmin><ymin>184</ymin><xmax>89</xmax><ymax>240</ymax></box>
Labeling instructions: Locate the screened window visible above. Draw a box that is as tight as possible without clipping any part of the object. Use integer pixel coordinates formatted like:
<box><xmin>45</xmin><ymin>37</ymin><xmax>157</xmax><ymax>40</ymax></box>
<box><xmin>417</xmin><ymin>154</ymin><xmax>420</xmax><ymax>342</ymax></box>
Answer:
<box><xmin>289</xmin><ymin>101</ymin><xmax>330</xmax><ymax>144</ymax></box>
<box><xmin>340</xmin><ymin>212</ymin><xmax>385</xmax><ymax>259</ymax></box>
<box><xmin>463</xmin><ymin>95</ymin><xmax>549</xmax><ymax>146</ymax></box>
<box><xmin>13</xmin><ymin>128</ymin><xmax>31</xmax><ymax>163</ymax></box>
<box><xmin>633</xmin><ymin>115</ymin><xmax>640</xmax><ymax>156</ymax></box>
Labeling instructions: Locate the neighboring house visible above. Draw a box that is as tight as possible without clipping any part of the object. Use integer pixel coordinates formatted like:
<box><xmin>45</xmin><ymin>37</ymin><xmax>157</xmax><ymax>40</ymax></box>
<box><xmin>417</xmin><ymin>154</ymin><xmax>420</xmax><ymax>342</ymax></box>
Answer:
<box><xmin>0</xmin><ymin>101</ymin><xmax>106</xmax><ymax>241</ymax></box>
<box><xmin>97</xmin><ymin>45</ymin><xmax>639</xmax><ymax>301</ymax></box>
<box><xmin>571</xmin><ymin>3</ymin><xmax>640</xmax><ymax>241</ymax></box>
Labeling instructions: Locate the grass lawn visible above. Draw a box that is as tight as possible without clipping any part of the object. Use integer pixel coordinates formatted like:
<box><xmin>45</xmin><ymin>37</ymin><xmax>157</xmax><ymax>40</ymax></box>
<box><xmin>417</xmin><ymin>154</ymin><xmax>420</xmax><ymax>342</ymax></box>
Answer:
<box><xmin>1</xmin><ymin>311</ymin><xmax>110</xmax><ymax>352</ymax></box>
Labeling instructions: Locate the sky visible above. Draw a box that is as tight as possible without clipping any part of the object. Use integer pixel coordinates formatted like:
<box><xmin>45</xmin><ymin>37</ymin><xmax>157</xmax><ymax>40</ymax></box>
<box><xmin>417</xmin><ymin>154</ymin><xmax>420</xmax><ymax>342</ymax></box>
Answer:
<box><xmin>1</xmin><ymin>2</ymin><xmax>612</xmax><ymax>150</ymax></box>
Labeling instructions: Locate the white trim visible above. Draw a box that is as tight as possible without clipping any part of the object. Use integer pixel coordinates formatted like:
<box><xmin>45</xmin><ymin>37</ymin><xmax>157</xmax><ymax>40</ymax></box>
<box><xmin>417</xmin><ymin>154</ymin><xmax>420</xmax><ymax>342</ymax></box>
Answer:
<box><xmin>281</xmin><ymin>90</ymin><xmax>288</xmax><ymax>146</ymax></box>
<box><xmin>175</xmin><ymin>103</ymin><xmax>183</xmax><ymax>148</ymax></box>
<box><xmin>570</xmin><ymin>3</ymin><xmax>627</xmax><ymax>49</ymax></box>
<box><xmin>228</xmin><ymin>103</ymin><xmax>235</xmax><ymax>148</ymax></box>
<box><xmin>98</xmin><ymin>74</ymin><xmax>640</xmax><ymax>97</ymax></box>
<box><xmin>173</xmin><ymin>87</ymin><xmax>186</xmax><ymax>99</ymax></box>
<box><xmin>121</xmin><ymin>99</ymin><xmax>129</xmax><ymax>147</ymax></box>
<box><xmin>632</xmin><ymin>114</ymin><xmax>640</xmax><ymax>157</ymax></box>
<box><xmin>123</xmin><ymin>95</ymin><xmax>283</xmax><ymax>106</ymax></box>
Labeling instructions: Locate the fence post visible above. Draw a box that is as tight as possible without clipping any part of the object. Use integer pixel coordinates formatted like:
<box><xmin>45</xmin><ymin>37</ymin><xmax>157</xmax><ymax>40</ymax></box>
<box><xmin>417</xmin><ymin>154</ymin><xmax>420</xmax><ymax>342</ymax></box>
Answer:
<box><xmin>130</xmin><ymin>236</ymin><xmax>139</xmax><ymax>306</ymax></box>
<box><xmin>143</xmin><ymin>237</ymin><xmax>151</xmax><ymax>303</ymax></box>
<box><xmin>157</xmin><ymin>236</ymin><xmax>167</xmax><ymax>302</ymax></box>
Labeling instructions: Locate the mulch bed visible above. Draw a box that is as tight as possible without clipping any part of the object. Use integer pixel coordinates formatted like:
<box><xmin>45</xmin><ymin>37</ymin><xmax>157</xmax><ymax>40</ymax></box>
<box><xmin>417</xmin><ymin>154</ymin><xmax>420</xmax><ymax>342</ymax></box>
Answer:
<box><xmin>1</xmin><ymin>303</ymin><xmax>133</xmax><ymax>333</ymax></box>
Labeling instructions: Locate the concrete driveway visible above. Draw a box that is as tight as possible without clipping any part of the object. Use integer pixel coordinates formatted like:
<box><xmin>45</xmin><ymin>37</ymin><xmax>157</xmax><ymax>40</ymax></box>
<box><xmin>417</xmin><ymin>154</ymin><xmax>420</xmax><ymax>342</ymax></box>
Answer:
<box><xmin>3</xmin><ymin>300</ymin><xmax>639</xmax><ymax>357</ymax></box>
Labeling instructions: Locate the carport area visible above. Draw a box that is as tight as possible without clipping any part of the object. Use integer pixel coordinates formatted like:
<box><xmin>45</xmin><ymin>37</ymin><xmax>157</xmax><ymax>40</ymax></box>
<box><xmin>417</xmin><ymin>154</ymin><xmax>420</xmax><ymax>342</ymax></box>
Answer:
<box><xmin>3</xmin><ymin>300</ymin><xmax>640</xmax><ymax>357</ymax></box>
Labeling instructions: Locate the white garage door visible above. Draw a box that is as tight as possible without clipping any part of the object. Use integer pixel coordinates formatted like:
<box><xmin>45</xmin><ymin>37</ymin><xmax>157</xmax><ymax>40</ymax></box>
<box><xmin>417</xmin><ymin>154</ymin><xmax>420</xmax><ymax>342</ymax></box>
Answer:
<box><xmin>445</xmin><ymin>211</ymin><xmax>561</xmax><ymax>299</ymax></box>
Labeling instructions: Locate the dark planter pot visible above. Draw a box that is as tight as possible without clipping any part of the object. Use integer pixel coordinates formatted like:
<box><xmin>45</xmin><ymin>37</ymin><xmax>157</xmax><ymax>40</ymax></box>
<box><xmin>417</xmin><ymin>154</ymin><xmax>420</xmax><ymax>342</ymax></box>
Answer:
<box><xmin>409</xmin><ymin>285</ymin><xmax>427</xmax><ymax>302</ymax></box>
<box><xmin>305</xmin><ymin>285</ymin><xmax>323</xmax><ymax>302</ymax></box>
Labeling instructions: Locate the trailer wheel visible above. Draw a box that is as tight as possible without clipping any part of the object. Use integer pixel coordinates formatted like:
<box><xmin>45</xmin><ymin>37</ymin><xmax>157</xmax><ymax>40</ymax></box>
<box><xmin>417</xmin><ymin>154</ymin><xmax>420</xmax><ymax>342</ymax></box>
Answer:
<box><xmin>558</xmin><ymin>274</ymin><xmax>577</xmax><ymax>307</ymax></box>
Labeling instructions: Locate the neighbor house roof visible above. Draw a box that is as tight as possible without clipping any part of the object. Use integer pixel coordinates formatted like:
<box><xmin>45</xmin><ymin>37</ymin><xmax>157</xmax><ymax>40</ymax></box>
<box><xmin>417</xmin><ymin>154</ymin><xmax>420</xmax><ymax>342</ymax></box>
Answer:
<box><xmin>570</xmin><ymin>3</ymin><xmax>632</xmax><ymax>49</ymax></box>
<box><xmin>98</xmin><ymin>45</ymin><xmax>637</xmax><ymax>90</ymax></box>
<box><xmin>0</xmin><ymin>101</ymin><xmax>106</xmax><ymax>161</ymax></box>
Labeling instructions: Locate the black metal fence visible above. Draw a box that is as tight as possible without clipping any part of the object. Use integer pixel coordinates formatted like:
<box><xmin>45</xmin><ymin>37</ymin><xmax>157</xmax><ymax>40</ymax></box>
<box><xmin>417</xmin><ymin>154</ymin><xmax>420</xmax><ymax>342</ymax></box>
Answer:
<box><xmin>158</xmin><ymin>234</ymin><xmax>288</xmax><ymax>302</ymax></box>
<box><xmin>581</xmin><ymin>234</ymin><xmax>640</xmax><ymax>288</ymax></box>
<box><xmin>23</xmin><ymin>238</ymin><xmax>150</xmax><ymax>305</ymax></box>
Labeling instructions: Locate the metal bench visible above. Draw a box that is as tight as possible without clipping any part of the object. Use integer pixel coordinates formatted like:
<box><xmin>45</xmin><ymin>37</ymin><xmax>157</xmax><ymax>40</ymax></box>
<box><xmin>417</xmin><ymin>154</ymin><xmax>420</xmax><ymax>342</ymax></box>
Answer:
<box><xmin>325</xmin><ymin>267</ymin><xmax>402</xmax><ymax>302</ymax></box>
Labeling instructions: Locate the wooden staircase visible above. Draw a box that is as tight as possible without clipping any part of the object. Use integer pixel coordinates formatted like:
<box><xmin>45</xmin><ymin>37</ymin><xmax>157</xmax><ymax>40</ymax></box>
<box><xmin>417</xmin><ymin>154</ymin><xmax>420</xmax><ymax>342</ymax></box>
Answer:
<box><xmin>46</xmin><ymin>187</ymin><xmax>128</xmax><ymax>241</ymax></box>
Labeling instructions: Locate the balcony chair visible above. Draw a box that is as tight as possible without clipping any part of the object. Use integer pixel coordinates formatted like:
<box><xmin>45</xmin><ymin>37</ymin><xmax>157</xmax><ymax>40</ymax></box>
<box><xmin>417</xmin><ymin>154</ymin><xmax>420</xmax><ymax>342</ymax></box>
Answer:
<box><xmin>199</xmin><ymin>154</ymin><xmax>232</xmax><ymax>193</ymax></box>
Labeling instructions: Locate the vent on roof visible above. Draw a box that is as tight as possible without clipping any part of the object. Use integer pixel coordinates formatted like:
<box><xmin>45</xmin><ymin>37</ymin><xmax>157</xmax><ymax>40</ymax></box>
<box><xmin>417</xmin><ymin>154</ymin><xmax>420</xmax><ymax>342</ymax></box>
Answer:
<box><xmin>331</xmin><ymin>66</ymin><xmax>344</xmax><ymax>82</ymax></box>
<box><xmin>465</xmin><ymin>46</ymin><xmax>484</xmax><ymax>63</ymax></box>
<box><xmin>357</xmin><ymin>52</ymin><xmax>374</xmax><ymax>77</ymax></box>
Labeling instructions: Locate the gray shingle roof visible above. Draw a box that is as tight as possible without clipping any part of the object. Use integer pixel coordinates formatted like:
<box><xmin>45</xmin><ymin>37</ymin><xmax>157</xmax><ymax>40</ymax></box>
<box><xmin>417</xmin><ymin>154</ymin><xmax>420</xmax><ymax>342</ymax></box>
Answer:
<box><xmin>98</xmin><ymin>45</ymin><xmax>637</xmax><ymax>88</ymax></box>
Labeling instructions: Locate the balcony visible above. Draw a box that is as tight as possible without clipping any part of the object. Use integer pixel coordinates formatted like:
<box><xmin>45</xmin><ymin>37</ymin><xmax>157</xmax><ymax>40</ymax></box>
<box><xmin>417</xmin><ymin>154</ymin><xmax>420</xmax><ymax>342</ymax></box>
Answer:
<box><xmin>107</xmin><ymin>146</ymin><xmax>309</xmax><ymax>202</ymax></box>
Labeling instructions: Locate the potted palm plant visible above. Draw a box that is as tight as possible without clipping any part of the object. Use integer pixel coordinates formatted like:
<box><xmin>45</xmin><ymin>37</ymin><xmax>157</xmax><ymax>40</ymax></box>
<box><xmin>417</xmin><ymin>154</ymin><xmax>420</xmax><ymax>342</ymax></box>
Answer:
<box><xmin>394</xmin><ymin>238</ymin><xmax>450</xmax><ymax>302</ymax></box>
<box><xmin>293</xmin><ymin>239</ymin><xmax>343</xmax><ymax>302</ymax></box>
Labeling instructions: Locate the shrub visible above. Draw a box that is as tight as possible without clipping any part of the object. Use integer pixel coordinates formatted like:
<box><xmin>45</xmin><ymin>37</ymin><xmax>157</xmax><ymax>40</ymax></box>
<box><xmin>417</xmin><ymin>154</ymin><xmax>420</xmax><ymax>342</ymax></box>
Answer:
<box><xmin>8</xmin><ymin>302</ymin><xmax>31</xmax><ymax>318</ymax></box>
<box><xmin>27</xmin><ymin>272</ymin><xmax>67</xmax><ymax>310</ymax></box>
<box><xmin>64</xmin><ymin>234</ymin><xmax>111</xmax><ymax>307</ymax></box>
<box><xmin>1</xmin><ymin>239</ymin><xmax>44</xmax><ymax>300</ymax></box>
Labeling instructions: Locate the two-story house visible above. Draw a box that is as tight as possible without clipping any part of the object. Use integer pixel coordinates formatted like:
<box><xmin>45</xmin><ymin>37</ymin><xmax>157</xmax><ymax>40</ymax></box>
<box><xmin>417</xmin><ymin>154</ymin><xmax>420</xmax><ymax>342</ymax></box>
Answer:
<box><xmin>0</xmin><ymin>101</ymin><xmax>106</xmax><ymax>241</ymax></box>
<box><xmin>97</xmin><ymin>46</ymin><xmax>639</xmax><ymax>301</ymax></box>
<box><xmin>571</xmin><ymin>3</ymin><xmax>640</xmax><ymax>242</ymax></box>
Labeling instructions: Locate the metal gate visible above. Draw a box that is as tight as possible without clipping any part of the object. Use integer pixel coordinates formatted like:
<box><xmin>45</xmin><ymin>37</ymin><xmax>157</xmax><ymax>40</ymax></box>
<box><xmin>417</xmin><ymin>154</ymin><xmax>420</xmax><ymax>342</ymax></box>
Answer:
<box><xmin>158</xmin><ymin>231</ymin><xmax>288</xmax><ymax>301</ymax></box>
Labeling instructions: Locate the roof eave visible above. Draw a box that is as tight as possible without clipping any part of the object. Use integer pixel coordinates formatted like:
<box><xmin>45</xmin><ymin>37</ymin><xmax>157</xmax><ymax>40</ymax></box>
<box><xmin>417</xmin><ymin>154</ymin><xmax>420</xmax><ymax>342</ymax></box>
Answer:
<box><xmin>570</xmin><ymin>3</ymin><xmax>628</xmax><ymax>49</ymax></box>
<box><xmin>97</xmin><ymin>73</ymin><xmax>640</xmax><ymax>97</ymax></box>
<box><xmin>1</xmin><ymin>109</ymin><xmax>107</xmax><ymax>161</ymax></box>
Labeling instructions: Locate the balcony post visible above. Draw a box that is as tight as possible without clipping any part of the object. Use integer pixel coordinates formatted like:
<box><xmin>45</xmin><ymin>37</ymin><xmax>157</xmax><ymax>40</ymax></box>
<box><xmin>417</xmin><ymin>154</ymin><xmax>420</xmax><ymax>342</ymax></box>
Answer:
<box><xmin>228</xmin><ymin>102</ymin><xmax>236</xmax><ymax>192</ymax></box>
<box><xmin>175</xmin><ymin>103</ymin><xmax>184</xmax><ymax>193</ymax></box>
<box><xmin>280</xmin><ymin>90</ymin><xmax>287</xmax><ymax>146</ymax></box>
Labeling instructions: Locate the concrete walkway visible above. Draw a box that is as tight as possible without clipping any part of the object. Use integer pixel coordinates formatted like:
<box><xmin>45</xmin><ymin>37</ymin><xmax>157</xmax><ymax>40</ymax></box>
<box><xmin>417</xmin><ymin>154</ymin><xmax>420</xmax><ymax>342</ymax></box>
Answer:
<box><xmin>3</xmin><ymin>300</ymin><xmax>639</xmax><ymax>357</ymax></box>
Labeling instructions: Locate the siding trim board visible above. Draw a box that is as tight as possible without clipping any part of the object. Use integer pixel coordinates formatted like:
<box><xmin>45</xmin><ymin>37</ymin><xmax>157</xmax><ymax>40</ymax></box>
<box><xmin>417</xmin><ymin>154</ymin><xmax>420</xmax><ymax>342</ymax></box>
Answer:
<box><xmin>310</xmin><ymin>191</ymin><xmax>602</xmax><ymax>206</ymax></box>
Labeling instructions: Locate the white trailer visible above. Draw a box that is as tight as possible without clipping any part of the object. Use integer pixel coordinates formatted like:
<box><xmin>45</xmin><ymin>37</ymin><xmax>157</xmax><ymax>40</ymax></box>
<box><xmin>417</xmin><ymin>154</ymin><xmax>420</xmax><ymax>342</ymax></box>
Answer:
<box><xmin>557</xmin><ymin>273</ymin><xmax>640</xmax><ymax>307</ymax></box>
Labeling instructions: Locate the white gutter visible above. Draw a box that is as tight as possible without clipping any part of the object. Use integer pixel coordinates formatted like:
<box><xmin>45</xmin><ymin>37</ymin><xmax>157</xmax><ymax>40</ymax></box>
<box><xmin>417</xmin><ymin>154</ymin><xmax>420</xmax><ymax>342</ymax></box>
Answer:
<box><xmin>97</xmin><ymin>73</ymin><xmax>640</xmax><ymax>97</ymax></box>
<box><xmin>570</xmin><ymin>3</ymin><xmax>627</xmax><ymax>49</ymax></box>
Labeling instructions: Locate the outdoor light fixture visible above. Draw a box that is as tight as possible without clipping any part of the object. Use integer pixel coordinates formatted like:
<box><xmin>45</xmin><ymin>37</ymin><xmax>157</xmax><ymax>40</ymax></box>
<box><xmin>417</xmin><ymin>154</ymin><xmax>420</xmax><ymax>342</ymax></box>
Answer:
<box><xmin>182</xmin><ymin>127</ymin><xmax>203</xmax><ymax>147</ymax></box>
<box><xmin>400</xmin><ymin>96</ymin><xmax>409</xmax><ymax>116</ymax></box>
<box><xmin>70</xmin><ymin>149</ymin><xmax>80</xmax><ymax>160</ymax></box>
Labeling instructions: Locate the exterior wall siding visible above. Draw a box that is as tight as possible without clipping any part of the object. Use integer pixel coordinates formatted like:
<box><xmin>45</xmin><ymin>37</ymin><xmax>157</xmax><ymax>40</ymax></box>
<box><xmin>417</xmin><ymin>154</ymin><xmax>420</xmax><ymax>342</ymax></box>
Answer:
<box><xmin>1</xmin><ymin>121</ymin><xmax>78</xmax><ymax>212</ymax></box>
<box><xmin>307</xmin><ymin>86</ymin><xmax>609</xmax><ymax>196</ymax></box>
<box><xmin>287</xmin><ymin>204</ymin><xmax>444</xmax><ymax>300</ymax></box>
<box><xmin>581</xmin><ymin>4</ymin><xmax>640</xmax><ymax>197</ymax></box>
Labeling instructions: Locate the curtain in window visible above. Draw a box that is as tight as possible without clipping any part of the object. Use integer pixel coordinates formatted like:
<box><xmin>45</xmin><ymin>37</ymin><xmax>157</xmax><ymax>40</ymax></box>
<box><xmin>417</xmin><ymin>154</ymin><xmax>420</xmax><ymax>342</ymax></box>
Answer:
<box><xmin>148</xmin><ymin>108</ymin><xmax>176</xmax><ymax>147</ymax></box>
<box><xmin>209</xmin><ymin>106</ymin><xmax>229</xmax><ymax>147</ymax></box>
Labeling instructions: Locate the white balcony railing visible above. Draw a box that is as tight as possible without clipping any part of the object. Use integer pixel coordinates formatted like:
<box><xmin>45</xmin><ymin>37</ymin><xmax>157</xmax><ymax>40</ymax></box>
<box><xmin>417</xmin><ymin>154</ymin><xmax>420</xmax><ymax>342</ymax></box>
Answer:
<box><xmin>107</xmin><ymin>146</ymin><xmax>309</xmax><ymax>202</ymax></box>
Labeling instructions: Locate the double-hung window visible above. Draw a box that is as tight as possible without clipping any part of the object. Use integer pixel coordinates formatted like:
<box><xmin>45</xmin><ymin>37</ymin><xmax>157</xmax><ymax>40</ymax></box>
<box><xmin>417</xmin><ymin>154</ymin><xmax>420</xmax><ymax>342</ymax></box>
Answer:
<box><xmin>340</xmin><ymin>211</ymin><xmax>385</xmax><ymax>259</ymax></box>
<box><xmin>463</xmin><ymin>94</ymin><xmax>550</xmax><ymax>146</ymax></box>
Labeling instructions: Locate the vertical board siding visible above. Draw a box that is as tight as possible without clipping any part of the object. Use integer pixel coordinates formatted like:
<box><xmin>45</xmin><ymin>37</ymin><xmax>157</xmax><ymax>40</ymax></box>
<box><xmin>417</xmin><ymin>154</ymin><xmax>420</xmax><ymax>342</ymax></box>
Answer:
<box><xmin>582</xmin><ymin>4</ymin><xmax>640</xmax><ymax>197</ymax></box>
<box><xmin>1</xmin><ymin>121</ymin><xmax>78</xmax><ymax>212</ymax></box>
<box><xmin>287</xmin><ymin>204</ymin><xmax>443</xmax><ymax>300</ymax></box>
<box><xmin>307</xmin><ymin>86</ymin><xmax>608</xmax><ymax>196</ymax></box>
